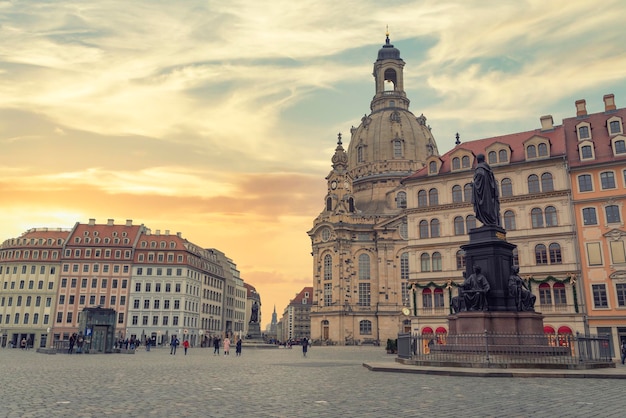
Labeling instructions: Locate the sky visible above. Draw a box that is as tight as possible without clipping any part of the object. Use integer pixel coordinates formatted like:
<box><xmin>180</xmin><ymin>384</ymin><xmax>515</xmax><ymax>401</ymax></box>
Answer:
<box><xmin>1</xmin><ymin>0</ymin><xmax>626</xmax><ymax>328</ymax></box>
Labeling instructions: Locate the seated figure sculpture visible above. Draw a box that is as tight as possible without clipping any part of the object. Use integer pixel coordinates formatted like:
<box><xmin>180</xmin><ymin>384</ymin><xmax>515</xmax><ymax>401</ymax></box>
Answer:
<box><xmin>451</xmin><ymin>272</ymin><xmax>467</xmax><ymax>314</ymax></box>
<box><xmin>462</xmin><ymin>265</ymin><xmax>490</xmax><ymax>311</ymax></box>
<box><xmin>508</xmin><ymin>266</ymin><xmax>536</xmax><ymax>311</ymax></box>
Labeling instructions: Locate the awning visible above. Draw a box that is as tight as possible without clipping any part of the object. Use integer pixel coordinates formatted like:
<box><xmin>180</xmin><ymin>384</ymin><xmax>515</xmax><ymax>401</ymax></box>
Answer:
<box><xmin>558</xmin><ymin>326</ymin><xmax>573</xmax><ymax>334</ymax></box>
<box><xmin>435</xmin><ymin>327</ymin><xmax>447</xmax><ymax>334</ymax></box>
<box><xmin>422</xmin><ymin>327</ymin><xmax>434</xmax><ymax>334</ymax></box>
<box><xmin>543</xmin><ymin>326</ymin><xmax>555</xmax><ymax>334</ymax></box>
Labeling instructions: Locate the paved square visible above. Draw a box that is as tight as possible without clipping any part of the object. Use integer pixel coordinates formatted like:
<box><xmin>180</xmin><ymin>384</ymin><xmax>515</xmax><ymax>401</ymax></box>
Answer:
<box><xmin>1</xmin><ymin>346</ymin><xmax>623</xmax><ymax>417</ymax></box>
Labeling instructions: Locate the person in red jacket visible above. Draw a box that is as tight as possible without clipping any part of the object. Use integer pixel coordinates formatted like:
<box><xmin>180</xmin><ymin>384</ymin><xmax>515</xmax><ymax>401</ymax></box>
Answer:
<box><xmin>183</xmin><ymin>339</ymin><xmax>190</xmax><ymax>355</ymax></box>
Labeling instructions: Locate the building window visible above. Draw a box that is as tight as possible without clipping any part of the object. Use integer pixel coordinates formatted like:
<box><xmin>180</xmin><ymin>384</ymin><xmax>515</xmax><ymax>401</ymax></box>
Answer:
<box><xmin>609</xmin><ymin>120</ymin><xmax>622</xmax><ymax>135</ymax></box>
<box><xmin>418</xmin><ymin>190</ymin><xmax>427</xmax><ymax>207</ymax></box>
<box><xmin>578</xmin><ymin>126</ymin><xmax>590</xmax><ymax>140</ymax></box>
<box><xmin>359</xmin><ymin>320</ymin><xmax>372</xmax><ymax>335</ymax></box>
<box><xmin>528</xmin><ymin>174</ymin><xmax>540</xmax><ymax>194</ymax></box>
<box><xmin>541</xmin><ymin>173</ymin><xmax>554</xmax><ymax>192</ymax></box>
<box><xmin>430</xmin><ymin>219</ymin><xmax>440</xmax><ymax>238</ymax></box>
<box><xmin>454</xmin><ymin>216</ymin><xmax>465</xmax><ymax>235</ymax></box>
<box><xmin>527</xmin><ymin>145</ymin><xmax>537</xmax><ymax>158</ymax></box>
<box><xmin>488</xmin><ymin>151</ymin><xmax>497</xmax><ymax>164</ymax></box>
<box><xmin>545</xmin><ymin>206</ymin><xmax>558</xmax><ymax>227</ymax></box>
<box><xmin>499</xmin><ymin>149</ymin><xmax>508</xmax><ymax>162</ymax></box>
<box><xmin>323</xmin><ymin>254</ymin><xmax>332</xmax><ymax>280</ymax></box>
<box><xmin>466</xmin><ymin>215</ymin><xmax>476</xmax><ymax>231</ymax></box>
<box><xmin>401</xmin><ymin>253</ymin><xmax>409</xmax><ymax>304</ymax></box>
<box><xmin>581</xmin><ymin>145</ymin><xmax>593</xmax><ymax>159</ymax></box>
<box><xmin>538</xmin><ymin>143</ymin><xmax>548</xmax><ymax>157</ymax></box>
<box><xmin>432</xmin><ymin>252</ymin><xmax>442</xmax><ymax>272</ymax></box>
<box><xmin>582</xmin><ymin>207</ymin><xmax>598</xmax><ymax>225</ymax></box>
<box><xmin>434</xmin><ymin>288</ymin><xmax>444</xmax><ymax>308</ymax></box>
<box><xmin>504</xmin><ymin>210</ymin><xmax>516</xmax><ymax>230</ymax></box>
<box><xmin>616</xmin><ymin>283</ymin><xmax>626</xmax><ymax>307</ymax></box>
<box><xmin>615</xmin><ymin>140</ymin><xmax>626</xmax><ymax>154</ymax></box>
<box><xmin>393</xmin><ymin>140</ymin><xmax>403</xmax><ymax>158</ymax></box>
<box><xmin>358</xmin><ymin>254</ymin><xmax>370</xmax><ymax>280</ymax></box>
<box><xmin>578</xmin><ymin>174</ymin><xmax>593</xmax><ymax>192</ymax></box>
<box><xmin>549</xmin><ymin>243</ymin><xmax>562</xmax><ymax>264</ymax></box>
<box><xmin>429</xmin><ymin>161</ymin><xmax>437</xmax><ymax>174</ymax></box>
<box><xmin>422</xmin><ymin>288</ymin><xmax>432</xmax><ymax>308</ymax></box>
<box><xmin>324</xmin><ymin>283</ymin><xmax>332</xmax><ymax>305</ymax></box>
<box><xmin>535</xmin><ymin>244</ymin><xmax>548</xmax><ymax>265</ymax></box>
<box><xmin>420</xmin><ymin>253</ymin><xmax>430</xmax><ymax>272</ymax></box>
<box><xmin>463</xmin><ymin>184</ymin><xmax>472</xmax><ymax>202</ymax></box>
<box><xmin>452</xmin><ymin>185</ymin><xmax>462</xmax><ymax>203</ymax></box>
<box><xmin>357</xmin><ymin>146</ymin><xmax>364</xmax><ymax>163</ymax></box>
<box><xmin>610</xmin><ymin>240</ymin><xmax>626</xmax><ymax>264</ymax></box>
<box><xmin>501</xmin><ymin>178</ymin><xmax>513</xmax><ymax>197</ymax></box>
<box><xmin>358</xmin><ymin>283</ymin><xmax>370</xmax><ymax>306</ymax></box>
<box><xmin>600</xmin><ymin>171</ymin><xmax>616</xmax><ymax>189</ymax></box>
<box><xmin>396</xmin><ymin>191</ymin><xmax>407</xmax><ymax>209</ymax></box>
<box><xmin>452</xmin><ymin>157</ymin><xmax>460</xmax><ymax>170</ymax></box>
<box><xmin>531</xmin><ymin>208</ymin><xmax>544</xmax><ymax>228</ymax></box>
<box><xmin>513</xmin><ymin>248</ymin><xmax>519</xmax><ymax>266</ymax></box>
<box><xmin>428</xmin><ymin>188</ymin><xmax>438</xmax><ymax>206</ymax></box>
<box><xmin>539</xmin><ymin>283</ymin><xmax>552</xmax><ymax>305</ymax></box>
<box><xmin>592</xmin><ymin>284</ymin><xmax>608</xmax><ymax>308</ymax></box>
<box><xmin>606</xmin><ymin>205</ymin><xmax>621</xmax><ymax>224</ymax></box>
<box><xmin>456</xmin><ymin>250</ymin><xmax>465</xmax><ymax>270</ymax></box>
<box><xmin>461</xmin><ymin>156</ymin><xmax>470</xmax><ymax>168</ymax></box>
<box><xmin>419</xmin><ymin>220</ymin><xmax>429</xmax><ymax>239</ymax></box>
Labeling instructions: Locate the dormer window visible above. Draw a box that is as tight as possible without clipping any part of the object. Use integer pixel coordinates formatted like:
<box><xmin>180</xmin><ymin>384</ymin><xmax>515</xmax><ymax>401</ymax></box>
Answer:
<box><xmin>429</xmin><ymin>161</ymin><xmax>437</xmax><ymax>174</ymax></box>
<box><xmin>487</xmin><ymin>148</ymin><xmax>510</xmax><ymax>165</ymax></box>
<box><xmin>461</xmin><ymin>156</ymin><xmax>470</xmax><ymax>168</ymax></box>
<box><xmin>452</xmin><ymin>157</ymin><xmax>460</xmax><ymax>170</ymax></box>
<box><xmin>538</xmin><ymin>143</ymin><xmax>548</xmax><ymax>157</ymax></box>
<box><xmin>611</xmin><ymin>136</ymin><xmax>626</xmax><ymax>156</ymax></box>
<box><xmin>580</xmin><ymin>144</ymin><xmax>593</xmax><ymax>159</ymax></box>
<box><xmin>527</xmin><ymin>145</ymin><xmax>537</xmax><ymax>158</ymax></box>
<box><xmin>499</xmin><ymin>149</ymin><xmax>508</xmax><ymax>162</ymax></box>
<box><xmin>577</xmin><ymin>125</ymin><xmax>591</xmax><ymax>140</ymax></box>
<box><xmin>608</xmin><ymin>117</ymin><xmax>623</xmax><ymax>135</ymax></box>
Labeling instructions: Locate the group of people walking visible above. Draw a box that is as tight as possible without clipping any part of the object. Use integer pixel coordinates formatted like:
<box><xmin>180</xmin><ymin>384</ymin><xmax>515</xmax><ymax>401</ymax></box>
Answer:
<box><xmin>211</xmin><ymin>336</ymin><xmax>242</xmax><ymax>356</ymax></box>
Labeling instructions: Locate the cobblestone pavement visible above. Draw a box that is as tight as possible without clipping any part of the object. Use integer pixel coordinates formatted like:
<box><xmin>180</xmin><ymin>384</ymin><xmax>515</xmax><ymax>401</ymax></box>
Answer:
<box><xmin>1</xmin><ymin>345</ymin><xmax>624</xmax><ymax>418</ymax></box>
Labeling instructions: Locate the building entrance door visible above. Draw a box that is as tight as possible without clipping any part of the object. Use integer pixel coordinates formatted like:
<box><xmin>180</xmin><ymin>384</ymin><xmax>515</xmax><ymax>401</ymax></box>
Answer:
<box><xmin>91</xmin><ymin>326</ymin><xmax>108</xmax><ymax>353</ymax></box>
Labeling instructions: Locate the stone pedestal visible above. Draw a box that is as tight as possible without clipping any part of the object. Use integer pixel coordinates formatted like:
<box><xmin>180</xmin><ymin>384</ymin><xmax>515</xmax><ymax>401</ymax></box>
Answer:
<box><xmin>247</xmin><ymin>322</ymin><xmax>262</xmax><ymax>340</ymax></box>
<box><xmin>448</xmin><ymin>311</ymin><xmax>545</xmax><ymax>335</ymax></box>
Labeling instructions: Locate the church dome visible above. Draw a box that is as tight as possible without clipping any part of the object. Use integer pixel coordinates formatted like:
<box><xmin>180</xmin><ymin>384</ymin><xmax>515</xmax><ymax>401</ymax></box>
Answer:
<box><xmin>377</xmin><ymin>35</ymin><xmax>401</xmax><ymax>60</ymax></box>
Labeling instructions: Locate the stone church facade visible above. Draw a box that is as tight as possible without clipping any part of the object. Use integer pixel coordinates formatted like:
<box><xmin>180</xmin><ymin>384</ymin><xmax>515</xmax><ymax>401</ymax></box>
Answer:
<box><xmin>308</xmin><ymin>35</ymin><xmax>438</xmax><ymax>345</ymax></box>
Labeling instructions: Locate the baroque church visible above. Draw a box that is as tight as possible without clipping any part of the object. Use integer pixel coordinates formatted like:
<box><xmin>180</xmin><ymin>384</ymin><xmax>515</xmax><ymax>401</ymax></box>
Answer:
<box><xmin>308</xmin><ymin>34</ymin><xmax>439</xmax><ymax>344</ymax></box>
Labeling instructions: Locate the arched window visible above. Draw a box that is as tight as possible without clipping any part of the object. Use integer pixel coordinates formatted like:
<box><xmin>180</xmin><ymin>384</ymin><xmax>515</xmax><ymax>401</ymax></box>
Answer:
<box><xmin>348</xmin><ymin>197</ymin><xmax>355</xmax><ymax>212</ymax></box>
<box><xmin>393</xmin><ymin>139</ymin><xmax>403</xmax><ymax>158</ymax></box>
<box><xmin>432</xmin><ymin>252</ymin><xmax>442</xmax><ymax>271</ymax></box>
<box><xmin>434</xmin><ymin>288</ymin><xmax>445</xmax><ymax>308</ymax></box>
<box><xmin>466</xmin><ymin>215</ymin><xmax>476</xmax><ymax>231</ymax></box>
<box><xmin>452</xmin><ymin>157</ymin><xmax>460</xmax><ymax>170</ymax></box>
<box><xmin>422</xmin><ymin>288</ymin><xmax>432</xmax><ymax>308</ymax></box>
<box><xmin>541</xmin><ymin>173</ymin><xmax>554</xmax><ymax>192</ymax></box>
<box><xmin>401</xmin><ymin>253</ymin><xmax>409</xmax><ymax>304</ymax></box>
<box><xmin>462</xmin><ymin>156</ymin><xmax>470</xmax><ymax>168</ymax></box>
<box><xmin>419</xmin><ymin>220</ymin><xmax>429</xmax><ymax>239</ymax></box>
<box><xmin>463</xmin><ymin>183</ymin><xmax>473</xmax><ymax>202</ymax></box>
<box><xmin>501</xmin><ymin>178</ymin><xmax>513</xmax><ymax>197</ymax></box>
<box><xmin>488</xmin><ymin>151</ymin><xmax>497</xmax><ymax>164</ymax></box>
<box><xmin>358</xmin><ymin>254</ymin><xmax>370</xmax><ymax>280</ymax></box>
<box><xmin>553</xmin><ymin>283</ymin><xmax>567</xmax><ymax>305</ymax></box>
<box><xmin>357</xmin><ymin>146</ymin><xmax>364</xmax><ymax>163</ymax></box>
<box><xmin>430</xmin><ymin>219</ymin><xmax>440</xmax><ymax>238</ymax></box>
<box><xmin>396</xmin><ymin>191</ymin><xmax>407</xmax><ymax>209</ymax></box>
<box><xmin>531</xmin><ymin>208</ymin><xmax>544</xmax><ymax>228</ymax></box>
<box><xmin>539</xmin><ymin>283</ymin><xmax>552</xmax><ymax>305</ymax></box>
<box><xmin>499</xmin><ymin>149</ymin><xmax>508</xmax><ymax>162</ymax></box>
<box><xmin>429</xmin><ymin>161</ymin><xmax>437</xmax><ymax>174</ymax></box>
<box><xmin>527</xmin><ymin>145</ymin><xmax>537</xmax><ymax>158</ymax></box>
<box><xmin>538</xmin><ymin>143</ymin><xmax>548</xmax><ymax>156</ymax></box>
<box><xmin>512</xmin><ymin>248</ymin><xmax>519</xmax><ymax>265</ymax></box>
<box><xmin>418</xmin><ymin>190</ymin><xmax>428</xmax><ymax>207</ymax></box>
<box><xmin>504</xmin><ymin>210</ymin><xmax>516</xmax><ymax>230</ymax></box>
<box><xmin>454</xmin><ymin>216</ymin><xmax>465</xmax><ymax>235</ymax></box>
<box><xmin>581</xmin><ymin>145</ymin><xmax>593</xmax><ymax>159</ymax></box>
<box><xmin>359</xmin><ymin>320</ymin><xmax>372</xmax><ymax>335</ymax></box>
<box><xmin>456</xmin><ymin>250</ymin><xmax>466</xmax><ymax>270</ymax></box>
<box><xmin>326</xmin><ymin>197</ymin><xmax>332</xmax><ymax>211</ymax></box>
<box><xmin>528</xmin><ymin>174</ymin><xmax>540</xmax><ymax>193</ymax></box>
<box><xmin>545</xmin><ymin>206</ymin><xmax>558</xmax><ymax>227</ymax></box>
<box><xmin>420</xmin><ymin>253</ymin><xmax>431</xmax><ymax>272</ymax></box>
<box><xmin>323</xmin><ymin>254</ymin><xmax>332</xmax><ymax>280</ymax></box>
<box><xmin>428</xmin><ymin>188</ymin><xmax>438</xmax><ymax>206</ymax></box>
<box><xmin>535</xmin><ymin>244</ymin><xmax>548</xmax><ymax>265</ymax></box>
<box><xmin>549</xmin><ymin>243</ymin><xmax>562</xmax><ymax>264</ymax></box>
<box><xmin>452</xmin><ymin>185</ymin><xmax>462</xmax><ymax>203</ymax></box>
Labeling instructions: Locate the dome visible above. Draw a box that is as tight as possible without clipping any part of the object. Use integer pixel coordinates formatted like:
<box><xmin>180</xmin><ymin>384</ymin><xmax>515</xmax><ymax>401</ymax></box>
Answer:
<box><xmin>377</xmin><ymin>35</ymin><xmax>401</xmax><ymax>60</ymax></box>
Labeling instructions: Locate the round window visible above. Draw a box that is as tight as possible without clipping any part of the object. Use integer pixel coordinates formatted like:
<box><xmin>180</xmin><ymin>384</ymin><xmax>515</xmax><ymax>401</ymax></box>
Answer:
<box><xmin>321</xmin><ymin>228</ymin><xmax>331</xmax><ymax>242</ymax></box>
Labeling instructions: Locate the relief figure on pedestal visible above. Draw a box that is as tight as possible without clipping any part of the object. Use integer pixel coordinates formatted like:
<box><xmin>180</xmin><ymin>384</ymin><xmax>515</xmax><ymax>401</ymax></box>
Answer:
<box><xmin>462</xmin><ymin>265</ymin><xmax>490</xmax><ymax>311</ymax></box>
<box><xmin>508</xmin><ymin>266</ymin><xmax>536</xmax><ymax>312</ymax></box>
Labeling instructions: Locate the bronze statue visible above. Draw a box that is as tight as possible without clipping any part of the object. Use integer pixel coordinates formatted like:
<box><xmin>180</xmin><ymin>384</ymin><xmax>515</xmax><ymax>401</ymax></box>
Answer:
<box><xmin>250</xmin><ymin>301</ymin><xmax>259</xmax><ymax>323</ymax></box>
<box><xmin>462</xmin><ymin>265</ymin><xmax>490</xmax><ymax>311</ymax></box>
<box><xmin>472</xmin><ymin>154</ymin><xmax>501</xmax><ymax>227</ymax></box>
<box><xmin>508</xmin><ymin>266</ymin><xmax>536</xmax><ymax>311</ymax></box>
<box><xmin>451</xmin><ymin>272</ymin><xmax>467</xmax><ymax>313</ymax></box>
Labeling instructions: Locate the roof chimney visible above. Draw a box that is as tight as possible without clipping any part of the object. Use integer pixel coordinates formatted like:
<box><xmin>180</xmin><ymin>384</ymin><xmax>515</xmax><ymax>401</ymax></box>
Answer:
<box><xmin>88</xmin><ymin>218</ymin><xmax>96</xmax><ymax>226</ymax></box>
<box><xmin>540</xmin><ymin>115</ymin><xmax>554</xmax><ymax>131</ymax></box>
<box><xmin>177</xmin><ymin>232</ymin><xmax>182</xmax><ymax>238</ymax></box>
<box><xmin>575</xmin><ymin>99</ymin><xmax>587</xmax><ymax>117</ymax></box>
<box><xmin>165</xmin><ymin>230</ymin><xmax>170</xmax><ymax>235</ymax></box>
<box><xmin>107</xmin><ymin>219</ymin><xmax>114</xmax><ymax>226</ymax></box>
<box><xmin>155</xmin><ymin>229</ymin><xmax>160</xmax><ymax>235</ymax></box>
<box><xmin>125</xmin><ymin>219</ymin><xmax>133</xmax><ymax>226</ymax></box>
<box><xmin>603</xmin><ymin>94</ymin><xmax>616</xmax><ymax>112</ymax></box>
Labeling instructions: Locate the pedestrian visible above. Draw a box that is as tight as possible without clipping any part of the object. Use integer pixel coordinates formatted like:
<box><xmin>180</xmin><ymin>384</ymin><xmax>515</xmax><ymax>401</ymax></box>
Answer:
<box><xmin>26</xmin><ymin>337</ymin><xmax>32</xmax><ymax>350</ymax></box>
<box><xmin>223</xmin><ymin>336</ymin><xmax>231</xmax><ymax>355</ymax></box>
<box><xmin>170</xmin><ymin>336</ymin><xmax>179</xmax><ymax>355</ymax></box>
<box><xmin>76</xmin><ymin>335</ymin><xmax>84</xmax><ymax>354</ymax></box>
<box><xmin>235</xmin><ymin>338</ymin><xmax>242</xmax><ymax>356</ymax></box>
<box><xmin>302</xmin><ymin>337</ymin><xmax>309</xmax><ymax>357</ymax></box>
<box><xmin>621</xmin><ymin>340</ymin><xmax>626</xmax><ymax>365</ymax></box>
<box><xmin>68</xmin><ymin>333</ymin><xmax>76</xmax><ymax>354</ymax></box>
<box><xmin>213</xmin><ymin>336</ymin><xmax>220</xmax><ymax>355</ymax></box>
<box><xmin>183</xmin><ymin>339</ymin><xmax>190</xmax><ymax>355</ymax></box>
<box><xmin>145</xmin><ymin>337</ymin><xmax>151</xmax><ymax>352</ymax></box>
<box><xmin>21</xmin><ymin>338</ymin><xmax>27</xmax><ymax>350</ymax></box>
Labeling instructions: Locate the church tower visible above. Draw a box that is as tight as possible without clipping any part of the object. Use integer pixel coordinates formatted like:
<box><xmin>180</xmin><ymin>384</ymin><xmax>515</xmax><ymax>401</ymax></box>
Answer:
<box><xmin>309</xmin><ymin>33</ymin><xmax>439</xmax><ymax>345</ymax></box>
